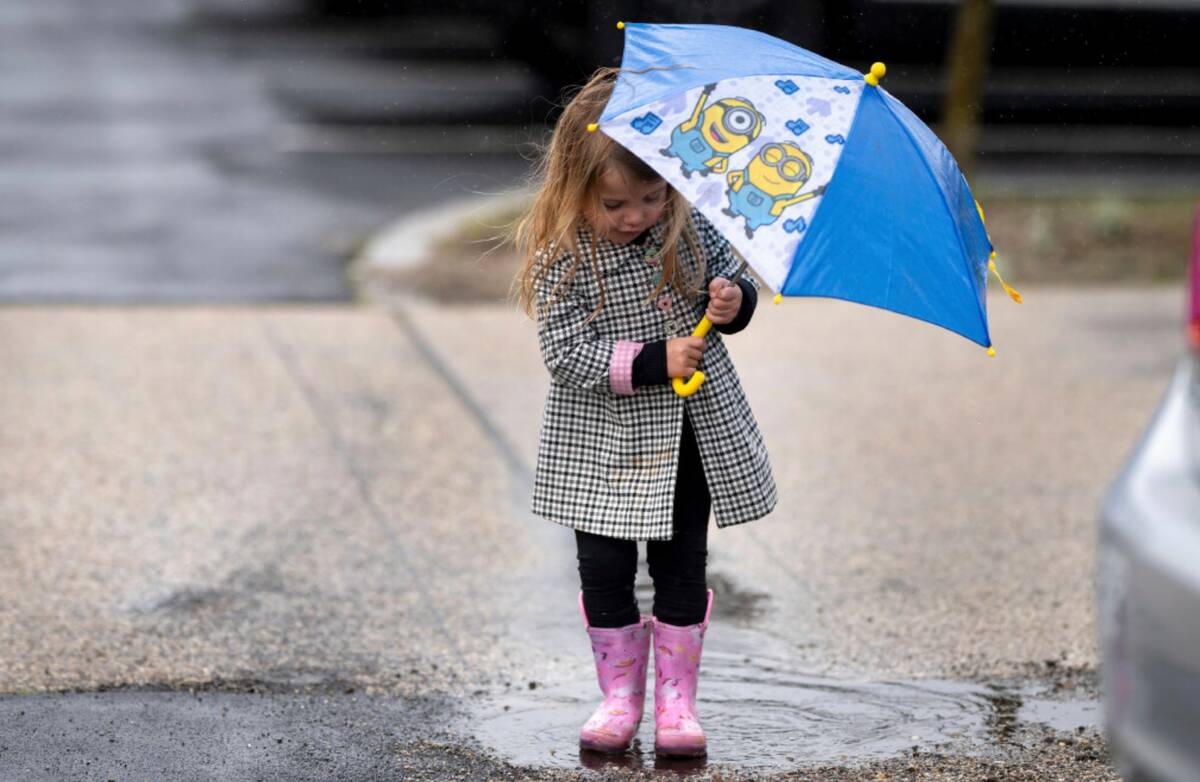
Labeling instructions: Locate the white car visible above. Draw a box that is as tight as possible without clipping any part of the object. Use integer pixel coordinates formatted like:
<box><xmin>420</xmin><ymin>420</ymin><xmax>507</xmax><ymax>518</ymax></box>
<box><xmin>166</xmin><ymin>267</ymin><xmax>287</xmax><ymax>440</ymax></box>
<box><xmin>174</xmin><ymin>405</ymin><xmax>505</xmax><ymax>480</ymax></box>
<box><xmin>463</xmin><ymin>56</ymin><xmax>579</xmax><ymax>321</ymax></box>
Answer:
<box><xmin>1096</xmin><ymin>215</ymin><xmax>1200</xmax><ymax>782</ymax></box>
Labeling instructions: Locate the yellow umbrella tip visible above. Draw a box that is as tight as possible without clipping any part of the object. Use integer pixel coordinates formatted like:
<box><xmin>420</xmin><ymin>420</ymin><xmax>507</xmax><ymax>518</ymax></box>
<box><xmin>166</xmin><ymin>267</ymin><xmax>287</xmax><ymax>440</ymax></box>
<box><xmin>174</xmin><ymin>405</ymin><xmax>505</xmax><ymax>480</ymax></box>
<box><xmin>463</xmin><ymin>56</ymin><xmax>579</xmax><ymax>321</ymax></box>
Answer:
<box><xmin>865</xmin><ymin>62</ymin><xmax>887</xmax><ymax>86</ymax></box>
<box><xmin>586</xmin><ymin>123</ymin><xmax>599</xmax><ymax>132</ymax></box>
<box><xmin>773</xmin><ymin>293</ymin><xmax>783</xmax><ymax>305</ymax></box>
<box><xmin>987</xmin><ymin>346</ymin><xmax>996</xmax><ymax>357</ymax></box>
<box><xmin>616</xmin><ymin>20</ymin><xmax>625</xmax><ymax>29</ymax></box>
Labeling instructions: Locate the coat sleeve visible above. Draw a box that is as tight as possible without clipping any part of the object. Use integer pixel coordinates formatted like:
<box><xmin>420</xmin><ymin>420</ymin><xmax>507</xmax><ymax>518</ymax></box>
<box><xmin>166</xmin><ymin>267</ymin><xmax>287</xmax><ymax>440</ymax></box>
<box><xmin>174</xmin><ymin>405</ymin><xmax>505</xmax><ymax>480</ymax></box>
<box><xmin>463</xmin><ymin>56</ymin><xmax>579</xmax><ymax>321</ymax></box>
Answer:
<box><xmin>534</xmin><ymin>256</ymin><xmax>639</xmax><ymax>395</ymax></box>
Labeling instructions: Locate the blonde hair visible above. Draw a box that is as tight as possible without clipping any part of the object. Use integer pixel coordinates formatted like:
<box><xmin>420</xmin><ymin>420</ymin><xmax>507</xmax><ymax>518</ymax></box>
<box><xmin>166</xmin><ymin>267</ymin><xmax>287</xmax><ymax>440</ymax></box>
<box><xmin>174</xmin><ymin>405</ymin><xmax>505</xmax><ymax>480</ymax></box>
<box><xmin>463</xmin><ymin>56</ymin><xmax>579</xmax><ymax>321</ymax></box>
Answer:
<box><xmin>511</xmin><ymin>67</ymin><xmax>705</xmax><ymax>321</ymax></box>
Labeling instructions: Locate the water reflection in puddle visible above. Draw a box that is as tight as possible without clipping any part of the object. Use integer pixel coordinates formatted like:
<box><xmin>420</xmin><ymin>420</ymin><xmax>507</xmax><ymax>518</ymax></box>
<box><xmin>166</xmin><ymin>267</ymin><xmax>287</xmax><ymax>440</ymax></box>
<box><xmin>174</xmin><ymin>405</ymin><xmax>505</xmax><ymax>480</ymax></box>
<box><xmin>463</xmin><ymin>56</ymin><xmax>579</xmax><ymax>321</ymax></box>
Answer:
<box><xmin>468</xmin><ymin>649</ymin><xmax>1100</xmax><ymax>772</ymax></box>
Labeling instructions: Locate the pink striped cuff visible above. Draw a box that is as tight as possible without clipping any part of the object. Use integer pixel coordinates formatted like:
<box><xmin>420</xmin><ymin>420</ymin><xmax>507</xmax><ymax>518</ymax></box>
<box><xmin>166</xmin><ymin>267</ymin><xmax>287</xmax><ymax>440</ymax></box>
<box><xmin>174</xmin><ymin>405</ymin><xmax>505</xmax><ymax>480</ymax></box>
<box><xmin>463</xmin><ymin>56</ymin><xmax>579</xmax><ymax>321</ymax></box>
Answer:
<box><xmin>609</xmin><ymin>340</ymin><xmax>644</xmax><ymax>396</ymax></box>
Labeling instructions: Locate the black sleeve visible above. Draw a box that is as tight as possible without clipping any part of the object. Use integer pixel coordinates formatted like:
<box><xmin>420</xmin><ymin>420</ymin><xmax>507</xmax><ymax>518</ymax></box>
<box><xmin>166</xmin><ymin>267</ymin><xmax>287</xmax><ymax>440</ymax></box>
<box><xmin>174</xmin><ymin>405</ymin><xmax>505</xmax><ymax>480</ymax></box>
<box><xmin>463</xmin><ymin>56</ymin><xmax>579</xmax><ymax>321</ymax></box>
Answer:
<box><xmin>632</xmin><ymin>340</ymin><xmax>669</xmax><ymax>388</ymax></box>
<box><xmin>633</xmin><ymin>278</ymin><xmax>756</xmax><ymax>389</ymax></box>
<box><xmin>711</xmin><ymin>278</ymin><xmax>758</xmax><ymax>335</ymax></box>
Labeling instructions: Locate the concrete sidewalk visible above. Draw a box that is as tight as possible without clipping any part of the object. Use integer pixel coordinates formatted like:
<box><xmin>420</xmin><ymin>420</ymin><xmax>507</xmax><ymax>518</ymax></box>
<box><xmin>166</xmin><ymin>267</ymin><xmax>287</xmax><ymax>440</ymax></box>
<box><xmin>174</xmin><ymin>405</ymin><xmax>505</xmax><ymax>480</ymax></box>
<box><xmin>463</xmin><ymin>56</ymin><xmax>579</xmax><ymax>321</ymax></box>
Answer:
<box><xmin>0</xmin><ymin>305</ymin><xmax>572</xmax><ymax>700</ymax></box>
<box><xmin>395</xmin><ymin>284</ymin><xmax>1182</xmax><ymax>680</ymax></box>
<box><xmin>2</xmin><ymin>288</ymin><xmax>1181</xmax><ymax>692</ymax></box>
<box><xmin>0</xmin><ymin>290</ymin><xmax>1179</xmax><ymax>779</ymax></box>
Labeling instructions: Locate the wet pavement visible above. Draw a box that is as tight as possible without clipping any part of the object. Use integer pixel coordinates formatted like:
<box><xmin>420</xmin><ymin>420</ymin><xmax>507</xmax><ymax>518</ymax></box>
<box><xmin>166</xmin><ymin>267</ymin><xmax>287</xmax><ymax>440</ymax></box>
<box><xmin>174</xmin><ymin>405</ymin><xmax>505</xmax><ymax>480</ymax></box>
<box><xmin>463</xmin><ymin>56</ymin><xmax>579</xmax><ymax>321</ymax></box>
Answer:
<box><xmin>470</xmin><ymin>668</ymin><xmax>1100</xmax><ymax>771</ymax></box>
<box><xmin>0</xmin><ymin>0</ymin><xmax>530</xmax><ymax>302</ymax></box>
<box><xmin>1</xmin><ymin>288</ymin><xmax>1180</xmax><ymax>779</ymax></box>
<box><xmin>0</xmin><ymin>682</ymin><xmax>1107</xmax><ymax>781</ymax></box>
<box><xmin>0</xmin><ymin>690</ymin><xmax>452</xmax><ymax>781</ymax></box>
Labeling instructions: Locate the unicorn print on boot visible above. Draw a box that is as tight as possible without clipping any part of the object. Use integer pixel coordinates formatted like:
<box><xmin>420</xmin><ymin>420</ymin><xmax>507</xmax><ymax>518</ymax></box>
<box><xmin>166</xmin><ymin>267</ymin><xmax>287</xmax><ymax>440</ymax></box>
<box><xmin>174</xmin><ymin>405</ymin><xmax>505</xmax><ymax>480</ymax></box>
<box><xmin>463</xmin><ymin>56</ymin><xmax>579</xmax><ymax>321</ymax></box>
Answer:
<box><xmin>652</xmin><ymin>588</ymin><xmax>714</xmax><ymax>757</ymax></box>
<box><xmin>577</xmin><ymin>592</ymin><xmax>652</xmax><ymax>754</ymax></box>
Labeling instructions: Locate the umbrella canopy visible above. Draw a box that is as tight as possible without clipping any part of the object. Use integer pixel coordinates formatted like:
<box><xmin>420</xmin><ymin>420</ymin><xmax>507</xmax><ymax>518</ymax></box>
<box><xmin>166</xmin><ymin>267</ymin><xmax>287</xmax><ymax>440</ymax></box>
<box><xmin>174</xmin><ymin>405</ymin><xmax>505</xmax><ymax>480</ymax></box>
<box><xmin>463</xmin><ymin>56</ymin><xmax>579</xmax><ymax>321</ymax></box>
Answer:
<box><xmin>595</xmin><ymin>22</ymin><xmax>1015</xmax><ymax>365</ymax></box>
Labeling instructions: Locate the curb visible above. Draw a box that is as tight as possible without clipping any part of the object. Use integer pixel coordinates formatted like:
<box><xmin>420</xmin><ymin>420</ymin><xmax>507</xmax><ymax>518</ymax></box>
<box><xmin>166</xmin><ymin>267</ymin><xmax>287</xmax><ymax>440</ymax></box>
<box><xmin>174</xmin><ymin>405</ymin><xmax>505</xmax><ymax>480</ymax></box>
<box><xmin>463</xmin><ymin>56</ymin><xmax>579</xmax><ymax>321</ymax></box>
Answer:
<box><xmin>348</xmin><ymin>191</ymin><xmax>528</xmax><ymax>306</ymax></box>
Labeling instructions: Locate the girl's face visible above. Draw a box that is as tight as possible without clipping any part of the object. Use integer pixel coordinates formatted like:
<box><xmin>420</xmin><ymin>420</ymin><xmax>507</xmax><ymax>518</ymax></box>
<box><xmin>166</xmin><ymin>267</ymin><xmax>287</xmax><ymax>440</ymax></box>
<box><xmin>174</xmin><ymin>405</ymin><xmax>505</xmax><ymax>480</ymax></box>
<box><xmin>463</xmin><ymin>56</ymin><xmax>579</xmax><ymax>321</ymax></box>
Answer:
<box><xmin>587</xmin><ymin>166</ymin><xmax>668</xmax><ymax>245</ymax></box>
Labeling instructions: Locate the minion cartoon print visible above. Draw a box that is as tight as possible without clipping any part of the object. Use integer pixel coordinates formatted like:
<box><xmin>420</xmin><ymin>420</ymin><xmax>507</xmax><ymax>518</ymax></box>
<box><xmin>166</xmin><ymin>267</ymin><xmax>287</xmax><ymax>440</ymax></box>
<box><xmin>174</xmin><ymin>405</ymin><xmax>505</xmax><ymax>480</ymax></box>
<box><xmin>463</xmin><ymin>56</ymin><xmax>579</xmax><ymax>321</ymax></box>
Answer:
<box><xmin>722</xmin><ymin>142</ymin><xmax>827</xmax><ymax>239</ymax></box>
<box><xmin>661</xmin><ymin>83</ymin><xmax>764</xmax><ymax>180</ymax></box>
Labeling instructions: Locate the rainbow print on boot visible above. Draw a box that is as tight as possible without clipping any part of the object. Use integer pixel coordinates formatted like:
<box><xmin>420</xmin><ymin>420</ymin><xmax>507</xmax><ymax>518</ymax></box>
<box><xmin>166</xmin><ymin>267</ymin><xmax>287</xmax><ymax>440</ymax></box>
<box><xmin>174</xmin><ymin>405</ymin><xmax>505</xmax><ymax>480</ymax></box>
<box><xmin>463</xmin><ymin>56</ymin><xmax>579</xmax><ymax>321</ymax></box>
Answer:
<box><xmin>578</xmin><ymin>592</ymin><xmax>653</xmax><ymax>753</ymax></box>
<box><xmin>652</xmin><ymin>588</ymin><xmax>714</xmax><ymax>757</ymax></box>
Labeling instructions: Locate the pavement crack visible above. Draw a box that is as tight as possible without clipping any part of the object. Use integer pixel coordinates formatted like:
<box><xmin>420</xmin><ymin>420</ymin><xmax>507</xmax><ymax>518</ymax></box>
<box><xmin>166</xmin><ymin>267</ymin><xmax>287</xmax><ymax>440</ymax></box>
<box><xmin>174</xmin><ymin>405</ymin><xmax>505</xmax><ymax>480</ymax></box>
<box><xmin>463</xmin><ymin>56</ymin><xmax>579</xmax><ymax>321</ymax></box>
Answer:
<box><xmin>386</xmin><ymin>304</ymin><xmax>534</xmax><ymax>501</ymax></box>
<box><xmin>255</xmin><ymin>314</ymin><xmax>463</xmax><ymax>661</ymax></box>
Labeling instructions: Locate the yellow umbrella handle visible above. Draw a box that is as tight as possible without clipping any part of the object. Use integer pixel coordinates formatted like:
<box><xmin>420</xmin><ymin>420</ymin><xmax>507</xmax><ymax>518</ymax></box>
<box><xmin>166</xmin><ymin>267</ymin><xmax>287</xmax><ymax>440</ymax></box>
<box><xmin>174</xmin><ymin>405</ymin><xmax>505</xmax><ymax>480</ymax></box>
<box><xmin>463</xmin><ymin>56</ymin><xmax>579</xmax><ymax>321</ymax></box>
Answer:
<box><xmin>671</xmin><ymin>315</ymin><xmax>714</xmax><ymax>398</ymax></box>
<box><xmin>671</xmin><ymin>260</ymin><xmax>749</xmax><ymax>398</ymax></box>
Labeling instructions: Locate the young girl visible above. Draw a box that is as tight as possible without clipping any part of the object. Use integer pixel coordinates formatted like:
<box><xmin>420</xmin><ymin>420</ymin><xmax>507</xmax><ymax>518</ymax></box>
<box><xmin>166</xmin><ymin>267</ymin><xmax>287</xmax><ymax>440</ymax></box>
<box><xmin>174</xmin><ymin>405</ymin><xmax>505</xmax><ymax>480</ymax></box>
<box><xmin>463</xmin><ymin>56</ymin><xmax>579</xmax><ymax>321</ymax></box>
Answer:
<box><xmin>513</xmin><ymin>67</ymin><xmax>777</xmax><ymax>758</ymax></box>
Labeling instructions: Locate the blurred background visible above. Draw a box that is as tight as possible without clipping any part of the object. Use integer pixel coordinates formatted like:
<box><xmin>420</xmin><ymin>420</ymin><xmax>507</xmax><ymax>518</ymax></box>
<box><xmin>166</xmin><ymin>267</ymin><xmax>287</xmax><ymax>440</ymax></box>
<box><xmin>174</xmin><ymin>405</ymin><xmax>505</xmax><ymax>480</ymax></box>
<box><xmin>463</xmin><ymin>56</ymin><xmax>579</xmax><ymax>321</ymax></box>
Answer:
<box><xmin>3</xmin><ymin>4</ymin><xmax>1197</xmax><ymax>777</ymax></box>
<box><xmin>3</xmin><ymin>0</ymin><xmax>1197</xmax><ymax>304</ymax></box>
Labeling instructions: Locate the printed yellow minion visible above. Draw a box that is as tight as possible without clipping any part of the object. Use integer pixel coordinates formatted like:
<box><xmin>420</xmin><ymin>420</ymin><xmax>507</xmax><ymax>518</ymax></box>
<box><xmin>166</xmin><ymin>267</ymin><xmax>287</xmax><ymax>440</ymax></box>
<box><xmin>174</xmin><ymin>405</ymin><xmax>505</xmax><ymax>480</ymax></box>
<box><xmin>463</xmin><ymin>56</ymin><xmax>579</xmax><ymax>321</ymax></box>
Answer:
<box><xmin>722</xmin><ymin>142</ymin><xmax>827</xmax><ymax>239</ymax></box>
<box><xmin>660</xmin><ymin>83</ymin><xmax>764</xmax><ymax>180</ymax></box>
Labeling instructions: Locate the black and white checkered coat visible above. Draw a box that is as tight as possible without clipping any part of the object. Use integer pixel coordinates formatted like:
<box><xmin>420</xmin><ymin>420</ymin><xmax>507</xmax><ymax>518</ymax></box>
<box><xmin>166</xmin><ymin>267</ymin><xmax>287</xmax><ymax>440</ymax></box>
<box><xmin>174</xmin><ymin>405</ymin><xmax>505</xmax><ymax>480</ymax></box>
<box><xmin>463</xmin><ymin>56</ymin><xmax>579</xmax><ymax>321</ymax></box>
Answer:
<box><xmin>530</xmin><ymin>208</ymin><xmax>777</xmax><ymax>540</ymax></box>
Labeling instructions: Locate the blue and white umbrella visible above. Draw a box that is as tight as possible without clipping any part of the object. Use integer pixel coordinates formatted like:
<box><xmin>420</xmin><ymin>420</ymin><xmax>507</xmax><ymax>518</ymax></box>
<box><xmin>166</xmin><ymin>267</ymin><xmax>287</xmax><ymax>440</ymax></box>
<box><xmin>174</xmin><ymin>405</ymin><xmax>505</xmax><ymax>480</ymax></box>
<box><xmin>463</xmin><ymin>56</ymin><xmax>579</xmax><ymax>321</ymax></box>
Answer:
<box><xmin>592</xmin><ymin>23</ymin><xmax>1020</xmax><ymax>396</ymax></box>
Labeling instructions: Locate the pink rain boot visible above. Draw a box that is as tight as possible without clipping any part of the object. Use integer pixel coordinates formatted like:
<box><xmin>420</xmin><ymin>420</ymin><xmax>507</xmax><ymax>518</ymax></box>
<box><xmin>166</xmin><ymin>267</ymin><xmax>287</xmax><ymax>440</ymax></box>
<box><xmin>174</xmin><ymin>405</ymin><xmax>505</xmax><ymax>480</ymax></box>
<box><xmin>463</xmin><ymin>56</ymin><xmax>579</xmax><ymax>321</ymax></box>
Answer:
<box><xmin>578</xmin><ymin>592</ymin><xmax>652</xmax><ymax>754</ymax></box>
<box><xmin>652</xmin><ymin>588</ymin><xmax>714</xmax><ymax>758</ymax></box>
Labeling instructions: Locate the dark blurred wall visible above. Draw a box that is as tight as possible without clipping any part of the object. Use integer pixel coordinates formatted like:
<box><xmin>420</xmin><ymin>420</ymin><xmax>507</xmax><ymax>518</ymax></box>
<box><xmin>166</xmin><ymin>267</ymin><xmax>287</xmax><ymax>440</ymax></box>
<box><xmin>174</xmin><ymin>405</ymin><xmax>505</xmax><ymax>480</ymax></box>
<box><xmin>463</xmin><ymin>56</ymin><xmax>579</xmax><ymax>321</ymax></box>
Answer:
<box><xmin>298</xmin><ymin>0</ymin><xmax>1199</xmax><ymax>129</ymax></box>
<box><xmin>304</xmin><ymin>0</ymin><xmax>1197</xmax><ymax>66</ymax></box>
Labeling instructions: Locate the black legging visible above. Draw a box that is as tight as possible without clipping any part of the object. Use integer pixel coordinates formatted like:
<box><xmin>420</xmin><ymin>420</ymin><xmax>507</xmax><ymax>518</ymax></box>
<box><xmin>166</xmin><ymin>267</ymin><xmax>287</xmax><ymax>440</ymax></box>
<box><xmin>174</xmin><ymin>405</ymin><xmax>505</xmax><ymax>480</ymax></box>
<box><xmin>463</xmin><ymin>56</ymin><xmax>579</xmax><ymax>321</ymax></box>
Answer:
<box><xmin>576</xmin><ymin>409</ymin><xmax>711</xmax><ymax>628</ymax></box>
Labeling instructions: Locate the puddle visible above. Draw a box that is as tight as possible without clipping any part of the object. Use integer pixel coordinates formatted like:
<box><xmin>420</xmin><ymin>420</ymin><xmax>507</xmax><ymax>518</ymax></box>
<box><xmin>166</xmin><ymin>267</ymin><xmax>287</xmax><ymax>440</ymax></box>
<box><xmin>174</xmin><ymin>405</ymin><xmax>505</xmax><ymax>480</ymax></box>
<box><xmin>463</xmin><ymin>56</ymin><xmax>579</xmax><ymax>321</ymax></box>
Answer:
<box><xmin>472</xmin><ymin>533</ymin><xmax>1102</xmax><ymax>773</ymax></box>
<box><xmin>467</xmin><ymin>650</ymin><xmax>1101</xmax><ymax>772</ymax></box>
<box><xmin>1017</xmin><ymin>692</ymin><xmax>1102</xmax><ymax>734</ymax></box>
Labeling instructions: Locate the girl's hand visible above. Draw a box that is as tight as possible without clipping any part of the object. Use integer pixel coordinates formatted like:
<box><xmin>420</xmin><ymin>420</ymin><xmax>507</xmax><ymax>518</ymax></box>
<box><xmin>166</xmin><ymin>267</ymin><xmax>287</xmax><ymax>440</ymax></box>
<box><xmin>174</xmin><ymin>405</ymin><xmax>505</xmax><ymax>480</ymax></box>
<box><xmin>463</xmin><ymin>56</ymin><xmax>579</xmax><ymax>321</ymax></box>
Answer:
<box><xmin>666</xmin><ymin>336</ymin><xmax>706</xmax><ymax>378</ymax></box>
<box><xmin>705</xmin><ymin>277</ymin><xmax>742</xmax><ymax>325</ymax></box>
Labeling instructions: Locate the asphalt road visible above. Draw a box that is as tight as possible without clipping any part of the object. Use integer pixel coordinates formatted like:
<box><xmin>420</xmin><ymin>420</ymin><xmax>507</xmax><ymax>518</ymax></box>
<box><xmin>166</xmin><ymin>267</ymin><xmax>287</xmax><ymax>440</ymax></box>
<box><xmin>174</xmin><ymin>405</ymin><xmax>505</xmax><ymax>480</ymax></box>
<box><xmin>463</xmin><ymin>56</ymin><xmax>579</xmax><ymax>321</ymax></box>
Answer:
<box><xmin>0</xmin><ymin>286</ymin><xmax>1182</xmax><ymax>779</ymax></box>
<box><xmin>0</xmin><ymin>0</ymin><xmax>530</xmax><ymax>303</ymax></box>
